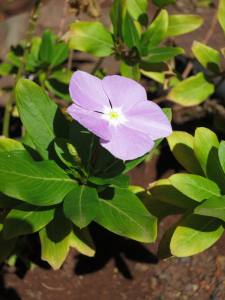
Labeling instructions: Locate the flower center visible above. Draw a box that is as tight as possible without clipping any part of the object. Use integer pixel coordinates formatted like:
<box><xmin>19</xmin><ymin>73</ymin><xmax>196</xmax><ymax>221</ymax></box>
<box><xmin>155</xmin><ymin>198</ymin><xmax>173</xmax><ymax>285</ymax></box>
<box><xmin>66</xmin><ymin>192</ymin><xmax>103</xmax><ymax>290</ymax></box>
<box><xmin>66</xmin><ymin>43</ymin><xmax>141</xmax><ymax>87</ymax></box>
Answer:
<box><xmin>102</xmin><ymin>106</ymin><xmax>127</xmax><ymax>126</ymax></box>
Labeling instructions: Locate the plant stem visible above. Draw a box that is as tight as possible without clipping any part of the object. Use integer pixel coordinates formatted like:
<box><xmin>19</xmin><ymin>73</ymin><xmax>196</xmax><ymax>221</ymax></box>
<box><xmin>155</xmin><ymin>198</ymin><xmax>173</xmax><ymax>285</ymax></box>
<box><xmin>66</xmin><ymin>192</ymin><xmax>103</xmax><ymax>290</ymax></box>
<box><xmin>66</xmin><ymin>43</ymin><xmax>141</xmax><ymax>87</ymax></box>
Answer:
<box><xmin>87</xmin><ymin>135</ymin><xmax>96</xmax><ymax>176</ymax></box>
<box><xmin>91</xmin><ymin>58</ymin><xmax>104</xmax><ymax>75</ymax></box>
<box><xmin>2</xmin><ymin>0</ymin><xmax>42</xmax><ymax>137</ymax></box>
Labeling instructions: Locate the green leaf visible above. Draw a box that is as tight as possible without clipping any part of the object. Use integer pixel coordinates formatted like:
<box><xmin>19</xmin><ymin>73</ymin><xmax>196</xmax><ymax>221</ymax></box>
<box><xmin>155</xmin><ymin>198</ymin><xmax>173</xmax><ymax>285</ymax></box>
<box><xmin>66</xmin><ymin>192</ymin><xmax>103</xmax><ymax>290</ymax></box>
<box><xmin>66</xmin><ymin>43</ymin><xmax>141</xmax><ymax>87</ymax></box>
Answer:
<box><xmin>194</xmin><ymin>127</ymin><xmax>219</xmax><ymax>174</ymax></box>
<box><xmin>16</xmin><ymin>79</ymin><xmax>65</xmax><ymax>159</ymax></box>
<box><xmin>3</xmin><ymin>204</ymin><xmax>55</xmax><ymax>239</ymax></box>
<box><xmin>26</xmin><ymin>37</ymin><xmax>42</xmax><ymax>71</ymax></box>
<box><xmin>6</xmin><ymin>51</ymin><xmax>22</xmax><ymax>68</ymax></box>
<box><xmin>39</xmin><ymin>207</ymin><xmax>71</xmax><ymax>270</ymax></box>
<box><xmin>68</xmin><ymin>22</ymin><xmax>114</xmax><ymax>57</ymax></box>
<box><xmin>168</xmin><ymin>73</ymin><xmax>214</xmax><ymax>106</ymax></box>
<box><xmin>141</xmin><ymin>10</ymin><xmax>168</xmax><ymax>55</ymax></box>
<box><xmin>194</xmin><ymin>130</ymin><xmax>224</xmax><ymax>192</ymax></box>
<box><xmin>0</xmin><ymin>193</ymin><xmax>20</xmax><ymax>209</ymax></box>
<box><xmin>122</xmin><ymin>12</ymin><xmax>140</xmax><ymax>50</ymax></box>
<box><xmin>167</xmin><ymin>15</ymin><xmax>203</xmax><ymax>37</ymax></box>
<box><xmin>69</xmin><ymin>123</ymin><xmax>97</xmax><ymax>170</ymax></box>
<box><xmin>126</xmin><ymin>0</ymin><xmax>148</xmax><ymax>20</ymax></box>
<box><xmin>39</xmin><ymin>30</ymin><xmax>54</xmax><ymax>64</ymax></box>
<box><xmin>153</xmin><ymin>0</ymin><xmax>176</xmax><ymax>6</ymax></box>
<box><xmin>218</xmin><ymin>141</ymin><xmax>225</xmax><ymax>174</ymax></box>
<box><xmin>142</xmin><ymin>47</ymin><xmax>184</xmax><ymax>63</ymax></box>
<box><xmin>167</xmin><ymin>131</ymin><xmax>203</xmax><ymax>174</ymax></box>
<box><xmin>63</xmin><ymin>185</ymin><xmax>98</xmax><ymax>228</ymax></box>
<box><xmin>45</xmin><ymin>78</ymin><xmax>71</xmax><ymax>102</ymax></box>
<box><xmin>150</xmin><ymin>178</ymin><xmax>198</xmax><ymax>208</ymax></box>
<box><xmin>69</xmin><ymin>226</ymin><xmax>95</xmax><ymax>257</ymax></box>
<box><xmin>54</xmin><ymin>138</ymin><xmax>77</xmax><ymax>168</ymax></box>
<box><xmin>50</xmin><ymin>69</ymin><xmax>72</xmax><ymax>84</ymax></box>
<box><xmin>0</xmin><ymin>151</ymin><xmax>75</xmax><ymax>206</ymax></box>
<box><xmin>89</xmin><ymin>174</ymin><xmax>129</xmax><ymax>188</ymax></box>
<box><xmin>0</xmin><ymin>137</ymin><xmax>24</xmax><ymax>152</ymax></box>
<box><xmin>95</xmin><ymin>188</ymin><xmax>157</xmax><ymax>243</ymax></box>
<box><xmin>110</xmin><ymin>0</ymin><xmax>126</xmax><ymax>38</ymax></box>
<box><xmin>51</xmin><ymin>43</ymin><xmax>69</xmax><ymax>68</ymax></box>
<box><xmin>195</xmin><ymin>196</ymin><xmax>225</xmax><ymax>221</ymax></box>
<box><xmin>170</xmin><ymin>214</ymin><xmax>224</xmax><ymax>257</ymax></box>
<box><xmin>218</xmin><ymin>0</ymin><xmax>225</xmax><ymax>34</ymax></box>
<box><xmin>0</xmin><ymin>63</ymin><xmax>13</xmax><ymax>76</ymax></box>
<box><xmin>140</xmin><ymin>69</ymin><xmax>165</xmax><ymax>83</ymax></box>
<box><xmin>192</xmin><ymin>41</ymin><xmax>221</xmax><ymax>73</ymax></box>
<box><xmin>169</xmin><ymin>173</ymin><xmax>221</xmax><ymax>201</ymax></box>
<box><xmin>120</xmin><ymin>62</ymin><xmax>140</xmax><ymax>80</ymax></box>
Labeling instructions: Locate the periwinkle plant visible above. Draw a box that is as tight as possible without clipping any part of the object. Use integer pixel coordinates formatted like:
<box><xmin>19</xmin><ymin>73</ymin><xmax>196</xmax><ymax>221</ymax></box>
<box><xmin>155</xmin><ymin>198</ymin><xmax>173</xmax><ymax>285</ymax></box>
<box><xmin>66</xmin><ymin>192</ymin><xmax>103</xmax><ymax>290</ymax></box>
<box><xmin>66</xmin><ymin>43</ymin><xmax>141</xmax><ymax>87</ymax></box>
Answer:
<box><xmin>0</xmin><ymin>0</ymin><xmax>224</xmax><ymax>269</ymax></box>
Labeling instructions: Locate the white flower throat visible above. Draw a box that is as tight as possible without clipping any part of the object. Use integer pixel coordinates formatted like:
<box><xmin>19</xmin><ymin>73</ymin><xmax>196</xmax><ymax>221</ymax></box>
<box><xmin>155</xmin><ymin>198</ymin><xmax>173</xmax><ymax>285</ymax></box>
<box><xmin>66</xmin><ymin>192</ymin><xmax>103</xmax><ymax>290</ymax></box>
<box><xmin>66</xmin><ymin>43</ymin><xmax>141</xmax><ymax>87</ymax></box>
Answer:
<box><xmin>102</xmin><ymin>106</ymin><xmax>127</xmax><ymax>126</ymax></box>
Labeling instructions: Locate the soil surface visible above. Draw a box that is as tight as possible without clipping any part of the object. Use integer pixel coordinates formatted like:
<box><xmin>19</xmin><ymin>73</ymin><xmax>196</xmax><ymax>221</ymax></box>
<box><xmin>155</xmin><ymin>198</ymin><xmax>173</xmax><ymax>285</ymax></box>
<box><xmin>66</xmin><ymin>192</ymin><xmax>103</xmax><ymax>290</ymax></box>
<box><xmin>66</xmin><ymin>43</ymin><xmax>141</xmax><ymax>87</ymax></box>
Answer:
<box><xmin>0</xmin><ymin>1</ymin><xmax>225</xmax><ymax>299</ymax></box>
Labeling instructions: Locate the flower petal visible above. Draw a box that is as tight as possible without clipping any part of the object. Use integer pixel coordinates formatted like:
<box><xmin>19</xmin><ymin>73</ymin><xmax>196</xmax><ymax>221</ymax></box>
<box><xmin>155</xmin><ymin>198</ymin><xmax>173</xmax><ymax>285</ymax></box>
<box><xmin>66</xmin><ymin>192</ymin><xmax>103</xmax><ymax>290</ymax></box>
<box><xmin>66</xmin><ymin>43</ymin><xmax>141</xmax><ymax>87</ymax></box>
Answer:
<box><xmin>69</xmin><ymin>71</ymin><xmax>110</xmax><ymax>111</ymax></box>
<box><xmin>67</xmin><ymin>104</ymin><xmax>111</xmax><ymax>140</ymax></box>
<box><xmin>102</xmin><ymin>75</ymin><xmax>147</xmax><ymax>110</ymax></box>
<box><xmin>100</xmin><ymin>125</ymin><xmax>154</xmax><ymax>161</ymax></box>
<box><xmin>126</xmin><ymin>101</ymin><xmax>172</xmax><ymax>140</ymax></box>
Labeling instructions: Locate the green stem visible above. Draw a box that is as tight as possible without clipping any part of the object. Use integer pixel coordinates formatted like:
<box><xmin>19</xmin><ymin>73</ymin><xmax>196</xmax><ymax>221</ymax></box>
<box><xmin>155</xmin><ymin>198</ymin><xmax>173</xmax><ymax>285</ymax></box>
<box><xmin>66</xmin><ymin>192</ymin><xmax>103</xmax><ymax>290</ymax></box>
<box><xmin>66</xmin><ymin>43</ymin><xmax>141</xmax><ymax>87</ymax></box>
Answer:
<box><xmin>2</xmin><ymin>0</ymin><xmax>42</xmax><ymax>137</ymax></box>
<box><xmin>87</xmin><ymin>135</ymin><xmax>96</xmax><ymax>176</ymax></box>
<box><xmin>91</xmin><ymin>58</ymin><xmax>104</xmax><ymax>75</ymax></box>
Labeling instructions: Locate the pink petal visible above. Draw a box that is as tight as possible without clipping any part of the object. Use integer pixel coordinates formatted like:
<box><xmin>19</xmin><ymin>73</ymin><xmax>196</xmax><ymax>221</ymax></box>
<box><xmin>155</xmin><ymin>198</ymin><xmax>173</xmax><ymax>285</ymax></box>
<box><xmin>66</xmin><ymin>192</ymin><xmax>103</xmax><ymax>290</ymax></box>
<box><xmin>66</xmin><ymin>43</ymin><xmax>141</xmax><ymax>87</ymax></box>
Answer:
<box><xmin>126</xmin><ymin>101</ymin><xmax>172</xmax><ymax>140</ymax></box>
<box><xmin>102</xmin><ymin>75</ymin><xmax>147</xmax><ymax>111</ymax></box>
<box><xmin>67</xmin><ymin>104</ymin><xmax>111</xmax><ymax>140</ymax></box>
<box><xmin>100</xmin><ymin>125</ymin><xmax>154</xmax><ymax>161</ymax></box>
<box><xmin>69</xmin><ymin>71</ymin><xmax>110</xmax><ymax>111</ymax></box>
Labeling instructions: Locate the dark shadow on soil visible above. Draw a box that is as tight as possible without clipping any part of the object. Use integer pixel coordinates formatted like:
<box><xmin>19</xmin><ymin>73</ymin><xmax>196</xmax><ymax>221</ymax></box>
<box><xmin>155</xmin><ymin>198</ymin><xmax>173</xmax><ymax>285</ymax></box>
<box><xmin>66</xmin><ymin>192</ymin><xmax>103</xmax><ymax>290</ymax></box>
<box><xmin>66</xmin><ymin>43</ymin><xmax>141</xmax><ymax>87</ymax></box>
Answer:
<box><xmin>0</xmin><ymin>268</ymin><xmax>21</xmax><ymax>300</ymax></box>
<box><xmin>74</xmin><ymin>224</ymin><xmax>158</xmax><ymax>279</ymax></box>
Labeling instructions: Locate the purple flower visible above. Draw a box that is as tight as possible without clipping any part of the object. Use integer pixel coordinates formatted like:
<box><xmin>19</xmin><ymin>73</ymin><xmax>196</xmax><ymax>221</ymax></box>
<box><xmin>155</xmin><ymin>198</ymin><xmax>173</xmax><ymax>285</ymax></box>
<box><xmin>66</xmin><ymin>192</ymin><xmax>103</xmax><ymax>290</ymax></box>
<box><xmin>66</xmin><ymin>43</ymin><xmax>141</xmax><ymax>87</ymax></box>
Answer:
<box><xmin>67</xmin><ymin>71</ymin><xmax>172</xmax><ymax>161</ymax></box>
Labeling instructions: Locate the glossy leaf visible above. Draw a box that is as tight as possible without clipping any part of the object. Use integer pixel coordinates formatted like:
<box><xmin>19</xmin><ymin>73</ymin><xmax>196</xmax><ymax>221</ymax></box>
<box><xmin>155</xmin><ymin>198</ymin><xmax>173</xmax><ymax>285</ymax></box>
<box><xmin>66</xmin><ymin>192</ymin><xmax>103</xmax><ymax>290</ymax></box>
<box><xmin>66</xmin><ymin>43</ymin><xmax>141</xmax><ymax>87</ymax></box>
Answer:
<box><xmin>169</xmin><ymin>173</ymin><xmax>221</xmax><ymax>201</ymax></box>
<box><xmin>0</xmin><ymin>151</ymin><xmax>75</xmax><ymax>206</ymax></box>
<box><xmin>120</xmin><ymin>62</ymin><xmax>141</xmax><ymax>80</ymax></box>
<box><xmin>51</xmin><ymin>43</ymin><xmax>69</xmax><ymax>68</ymax></box>
<box><xmin>192</xmin><ymin>41</ymin><xmax>221</xmax><ymax>73</ymax></box>
<box><xmin>166</xmin><ymin>15</ymin><xmax>203</xmax><ymax>37</ymax></box>
<box><xmin>170</xmin><ymin>214</ymin><xmax>224</xmax><ymax>257</ymax></box>
<box><xmin>122</xmin><ymin>12</ymin><xmax>140</xmax><ymax>50</ymax></box>
<box><xmin>218</xmin><ymin>0</ymin><xmax>225</xmax><ymax>34</ymax></box>
<box><xmin>126</xmin><ymin>0</ymin><xmax>148</xmax><ymax>20</ymax></box>
<box><xmin>0</xmin><ymin>137</ymin><xmax>24</xmax><ymax>152</ymax></box>
<box><xmin>70</xmin><ymin>226</ymin><xmax>95</xmax><ymax>257</ymax></box>
<box><xmin>150</xmin><ymin>178</ymin><xmax>198</xmax><ymax>208</ymax></box>
<box><xmin>68</xmin><ymin>22</ymin><xmax>114</xmax><ymax>57</ymax></box>
<box><xmin>110</xmin><ymin>0</ymin><xmax>126</xmax><ymax>38</ymax></box>
<box><xmin>63</xmin><ymin>185</ymin><xmax>98</xmax><ymax>228</ymax></box>
<box><xmin>39</xmin><ymin>30</ymin><xmax>54</xmax><ymax>64</ymax></box>
<box><xmin>141</xmin><ymin>10</ymin><xmax>168</xmax><ymax>55</ymax></box>
<box><xmin>153</xmin><ymin>0</ymin><xmax>176</xmax><ymax>6</ymax></box>
<box><xmin>167</xmin><ymin>131</ymin><xmax>203</xmax><ymax>174</ymax></box>
<box><xmin>194</xmin><ymin>127</ymin><xmax>219</xmax><ymax>174</ymax></box>
<box><xmin>142</xmin><ymin>47</ymin><xmax>184</xmax><ymax>63</ymax></box>
<box><xmin>218</xmin><ymin>141</ymin><xmax>225</xmax><ymax>174</ymax></box>
<box><xmin>195</xmin><ymin>196</ymin><xmax>225</xmax><ymax>221</ymax></box>
<box><xmin>168</xmin><ymin>73</ymin><xmax>214</xmax><ymax>106</ymax></box>
<box><xmin>95</xmin><ymin>188</ymin><xmax>157</xmax><ymax>243</ymax></box>
<box><xmin>3</xmin><ymin>204</ymin><xmax>55</xmax><ymax>239</ymax></box>
<box><xmin>89</xmin><ymin>174</ymin><xmax>129</xmax><ymax>188</ymax></box>
<box><xmin>141</xmin><ymin>69</ymin><xmax>164</xmax><ymax>83</ymax></box>
<box><xmin>16</xmin><ymin>79</ymin><xmax>59</xmax><ymax>159</ymax></box>
<box><xmin>39</xmin><ymin>208</ymin><xmax>71</xmax><ymax>270</ymax></box>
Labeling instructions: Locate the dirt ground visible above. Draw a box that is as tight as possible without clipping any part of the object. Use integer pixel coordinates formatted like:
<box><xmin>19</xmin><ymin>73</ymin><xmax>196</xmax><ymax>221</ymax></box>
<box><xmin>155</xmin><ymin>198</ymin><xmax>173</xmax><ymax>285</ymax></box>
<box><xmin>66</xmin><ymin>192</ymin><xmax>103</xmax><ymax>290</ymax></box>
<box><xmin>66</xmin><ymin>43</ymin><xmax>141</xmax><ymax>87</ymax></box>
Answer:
<box><xmin>0</xmin><ymin>1</ymin><xmax>225</xmax><ymax>299</ymax></box>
